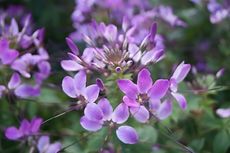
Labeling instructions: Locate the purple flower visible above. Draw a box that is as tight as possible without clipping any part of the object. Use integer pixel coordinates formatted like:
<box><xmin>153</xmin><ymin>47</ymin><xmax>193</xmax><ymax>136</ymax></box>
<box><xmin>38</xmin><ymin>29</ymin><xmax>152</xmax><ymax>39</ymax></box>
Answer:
<box><xmin>61</xmin><ymin>38</ymin><xmax>95</xmax><ymax>72</ymax></box>
<box><xmin>0</xmin><ymin>73</ymin><xmax>40</xmax><ymax>98</ymax></box>
<box><xmin>216</xmin><ymin>108</ymin><xmax>230</xmax><ymax>118</ymax></box>
<box><xmin>207</xmin><ymin>0</ymin><xmax>230</xmax><ymax>24</ymax></box>
<box><xmin>169</xmin><ymin>62</ymin><xmax>191</xmax><ymax>110</ymax></box>
<box><xmin>5</xmin><ymin>117</ymin><xmax>42</xmax><ymax>140</ymax></box>
<box><xmin>62</xmin><ymin>70</ymin><xmax>100</xmax><ymax>103</ymax></box>
<box><xmin>80</xmin><ymin>98</ymin><xmax>138</xmax><ymax>144</ymax></box>
<box><xmin>117</xmin><ymin>68</ymin><xmax>170</xmax><ymax>122</ymax></box>
<box><xmin>37</xmin><ymin>136</ymin><xmax>62</xmax><ymax>153</ymax></box>
<box><xmin>0</xmin><ymin>38</ymin><xmax>19</xmax><ymax>65</ymax></box>
<box><xmin>157</xmin><ymin>6</ymin><xmax>187</xmax><ymax>27</ymax></box>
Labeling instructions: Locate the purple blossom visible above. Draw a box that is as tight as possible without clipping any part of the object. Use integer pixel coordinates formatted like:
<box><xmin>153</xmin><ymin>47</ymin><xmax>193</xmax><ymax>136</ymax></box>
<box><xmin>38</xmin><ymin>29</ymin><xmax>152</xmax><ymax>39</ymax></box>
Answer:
<box><xmin>80</xmin><ymin>98</ymin><xmax>138</xmax><ymax>144</ymax></box>
<box><xmin>37</xmin><ymin>136</ymin><xmax>62</xmax><ymax>153</ymax></box>
<box><xmin>62</xmin><ymin>70</ymin><xmax>100</xmax><ymax>104</ymax></box>
<box><xmin>5</xmin><ymin>117</ymin><xmax>42</xmax><ymax>140</ymax></box>
<box><xmin>169</xmin><ymin>62</ymin><xmax>191</xmax><ymax>110</ymax></box>
<box><xmin>207</xmin><ymin>0</ymin><xmax>230</xmax><ymax>23</ymax></box>
<box><xmin>0</xmin><ymin>73</ymin><xmax>40</xmax><ymax>98</ymax></box>
<box><xmin>0</xmin><ymin>38</ymin><xmax>19</xmax><ymax>65</ymax></box>
<box><xmin>117</xmin><ymin>68</ymin><xmax>171</xmax><ymax>122</ymax></box>
<box><xmin>11</xmin><ymin>53</ymin><xmax>50</xmax><ymax>80</ymax></box>
<box><xmin>64</xmin><ymin>22</ymin><xmax>165</xmax><ymax>74</ymax></box>
<box><xmin>216</xmin><ymin>108</ymin><xmax>230</xmax><ymax>118</ymax></box>
<box><xmin>70</xmin><ymin>0</ymin><xmax>186</xmax><ymax>42</ymax></box>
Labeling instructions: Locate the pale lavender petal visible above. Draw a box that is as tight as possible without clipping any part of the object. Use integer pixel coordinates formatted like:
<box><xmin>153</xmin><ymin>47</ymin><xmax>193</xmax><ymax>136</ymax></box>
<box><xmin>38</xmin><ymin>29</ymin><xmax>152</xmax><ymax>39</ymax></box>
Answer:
<box><xmin>61</xmin><ymin>60</ymin><xmax>83</xmax><ymax>71</ymax></box>
<box><xmin>74</xmin><ymin>70</ymin><xmax>86</xmax><ymax>91</ymax></box>
<box><xmin>148</xmin><ymin>79</ymin><xmax>169</xmax><ymax>100</ymax></box>
<box><xmin>62</xmin><ymin>76</ymin><xmax>77</xmax><ymax>98</ymax></box>
<box><xmin>1</xmin><ymin>49</ymin><xmax>19</xmax><ymax>65</ymax></box>
<box><xmin>149</xmin><ymin>99</ymin><xmax>161</xmax><ymax>111</ymax></box>
<box><xmin>66</xmin><ymin>37</ymin><xmax>79</xmax><ymax>55</ymax></box>
<box><xmin>10</xmin><ymin>19</ymin><xmax>19</xmax><ymax>35</ymax></box>
<box><xmin>37</xmin><ymin>136</ymin><xmax>50</xmax><ymax>152</ymax></box>
<box><xmin>112</xmin><ymin>103</ymin><xmax>129</xmax><ymax>124</ymax></box>
<box><xmin>5</xmin><ymin>127</ymin><xmax>23</xmax><ymax>140</ymax></box>
<box><xmin>116</xmin><ymin>126</ymin><xmax>138</xmax><ymax>144</ymax></box>
<box><xmin>137</xmin><ymin>68</ymin><xmax>152</xmax><ymax>93</ymax></box>
<box><xmin>84</xmin><ymin>84</ymin><xmax>100</xmax><ymax>103</ymax></box>
<box><xmin>15</xmin><ymin>85</ymin><xmax>40</xmax><ymax>98</ymax></box>
<box><xmin>117</xmin><ymin>79</ymin><xmax>138</xmax><ymax>99</ymax></box>
<box><xmin>171</xmin><ymin>62</ymin><xmax>191</xmax><ymax>83</ymax></box>
<box><xmin>84</xmin><ymin>103</ymin><xmax>103</xmax><ymax>121</ymax></box>
<box><xmin>123</xmin><ymin>96</ymin><xmax>139</xmax><ymax>107</ymax></box>
<box><xmin>130</xmin><ymin>106</ymin><xmax>149</xmax><ymax>123</ymax></box>
<box><xmin>8</xmin><ymin>73</ymin><xmax>21</xmax><ymax>89</ymax></box>
<box><xmin>169</xmin><ymin>78</ymin><xmax>178</xmax><ymax>92</ymax></box>
<box><xmin>104</xmin><ymin>24</ymin><xmax>117</xmax><ymax>42</ymax></box>
<box><xmin>128</xmin><ymin>43</ymin><xmax>141</xmax><ymax>62</ymax></box>
<box><xmin>30</xmin><ymin>118</ymin><xmax>43</xmax><ymax>133</ymax></box>
<box><xmin>80</xmin><ymin>116</ymin><xmax>102</xmax><ymax>132</ymax></box>
<box><xmin>216</xmin><ymin>108</ymin><xmax>230</xmax><ymax>118</ymax></box>
<box><xmin>141</xmin><ymin>51</ymin><xmax>155</xmax><ymax>65</ymax></box>
<box><xmin>171</xmin><ymin>92</ymin><xmax>187</xmax><ymax>110</ymax></box>
<box><xmin>46</xmin><ymin>142</ymin><xmax>62</xmax><ymax>153</ymax></box>
<box><xmin>157</xmin><ymin>100</ymin><xmax>172</xmax><ymax>120</ymax></box>
<box><xmin>82</xmin><ymin>48</ymin><xmax>95</xmax><ymax>63</ymax></box>
<box><xmin>98</xmin><ymin>98</ymin><xmax>113</xmax><ymax>120</ymax></box>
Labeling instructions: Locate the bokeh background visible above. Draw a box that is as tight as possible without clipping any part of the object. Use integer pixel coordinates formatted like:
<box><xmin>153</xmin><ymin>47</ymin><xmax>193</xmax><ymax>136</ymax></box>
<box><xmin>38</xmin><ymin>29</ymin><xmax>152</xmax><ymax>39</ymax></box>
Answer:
<box><xmin>0</xmin><ymin>0</ymin><xmax>229</xmax><ymax>153</ymax></box>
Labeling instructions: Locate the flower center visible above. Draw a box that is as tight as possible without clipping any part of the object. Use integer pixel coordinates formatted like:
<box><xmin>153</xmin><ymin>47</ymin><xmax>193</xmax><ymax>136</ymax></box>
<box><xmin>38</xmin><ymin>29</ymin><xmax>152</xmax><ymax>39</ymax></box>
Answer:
<box><xmin>137</xmin><ymin>93</ymin><xmax>149</xmax><ymax>104</ymax></box>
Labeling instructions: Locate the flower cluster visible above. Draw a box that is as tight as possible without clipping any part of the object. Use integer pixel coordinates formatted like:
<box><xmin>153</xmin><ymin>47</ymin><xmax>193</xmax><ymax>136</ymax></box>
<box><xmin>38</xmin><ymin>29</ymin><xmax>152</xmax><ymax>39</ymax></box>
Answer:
<box><xmin>62</xmin><ymin>22</ymin><xmax>164</xmax><ymax>75</ymax></box>
<box><xmin>5</xmin><ymin>117</ymin><xmax>62</xmax><ymax>153</ymax></box>
<box><xmin>0</xmin><ymin>8</ymin><xmax>50</xmax><ymax>99</ymax></box>
<box><xmin>191</xmin><ymin>0</ymin><xmax>230</xmax><ymax>24</ymax></box>
<box><xmin>70</xmin><ymin>0</ymin><xmax>186</xmax><ymax>41</ymax></box>
<box><xmin>61</xmin><ymin>62</ymin><xmax>190</xmax><ymax>144</ymax></box>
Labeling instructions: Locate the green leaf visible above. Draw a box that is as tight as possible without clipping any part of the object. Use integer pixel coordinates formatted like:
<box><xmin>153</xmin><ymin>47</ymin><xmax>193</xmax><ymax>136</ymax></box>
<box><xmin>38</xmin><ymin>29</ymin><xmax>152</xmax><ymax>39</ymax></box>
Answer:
<box><xmin>137</xmin><ymin>125</ymin><xmax>157</xmax><ymax>143</ymax></box>
<box><xmin>189</xmin><ymin>138</ymin><xmax>205</xmax><ymax>152</ymax></box>
<box><xmin>213</xmin><ymin>130</ymin><xmax>230</xmax><ymax>153</ymax></box>
<box><xmin>85</xmin><ymin>128</ymin><xmax>107</xmax><ymax>152</ymax></box>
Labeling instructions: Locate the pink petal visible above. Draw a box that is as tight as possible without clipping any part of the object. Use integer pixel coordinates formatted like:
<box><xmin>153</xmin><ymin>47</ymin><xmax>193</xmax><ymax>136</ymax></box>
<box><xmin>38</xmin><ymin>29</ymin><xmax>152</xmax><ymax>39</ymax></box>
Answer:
<box><xmin>171</xmin><ymin>92</ymin><xmax>187</xmax><ymax>110</ymax></box>
<box><xmin>123</xmin><ymin>96</ymin><xmax>139</xmax><ymax>107</ymax></box>
<box><xmin>171</xmin><ymin>62</ymin><xmax>191</xmax><ymax>83</ymax></box>
<box><xmin>8</xmin><ymin>73</ymin><xmax>21</xmax><ymax>89</ymax></box>
<box><xmin>117</xmin><ymin>79</ymin><xmax>138</xmax><ymax>99</ymax></box>
<box><xmin>30</xmin><ymin>118</ymin><xmax>43</xmax><ymax>133</ymax></box>
<box><xmin>148</xmin><ymin>79</ymin><xmax>169</xmax><ymax>100</ymax></box>
<box><xmin>62</xmin><ymin>76</ymin><xmax>77</xmax><ymax>98</ymax></box>
<box><xmin>74</xmin><ymin>70</ymin><xmax>86</xmax><ymax>91</ymax></box>
<box><xmin>98</xmin><ymin>98</ymin><xmax>113</xmax><ymax>120</ymax></box>
<box><xmin>116</xmin><ymin>126</ymin><xmax>138</xmax><ymax>144</ymax></box>
<box><xmin>84</xmin><ymin>103</ymin><xmax>103</xmax><ymax>121</ymax></box>
<box><xmin>84</xmin><ymin>84</ymin><xmax>100</xmax><ymax>103</ymax></box>
<box><xmin>137</xmin><ymin>68</ymin><xmax>152</xmax><ymax>93</ymax></box>
<box><xmin>5</xmin><ymin>127</ymin><xmax>23</xmax><ymax>140</ymax></box>
<box><xmin>61</xmin><ymin>60</ymin><xmax>83</xmax><ymax>71</ymax></box>
<box><xmin>80</xmin><ymin>116</ymin><xmax>102</xmax><ymax>132</ymax></box>
<box><xmin>157</xmin><ymin>100</ymin><xmax>172</xmax><ymax>120</ymax></box>
<box><xmin>112</xmin><ymin>103</ymin><xmax>129</xmax><ymax>124</ymax></box>
<box><xmin>66</xmin><ymin>37</ymin><xmax>79</xmax><ymax>55</ymax></box>
<box><xmin>130</xmin><ymin>106</ymin><xmax>149</xmax><ymax>123</ymax></box>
